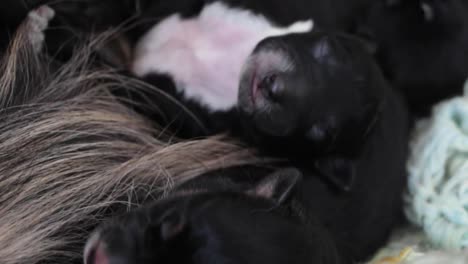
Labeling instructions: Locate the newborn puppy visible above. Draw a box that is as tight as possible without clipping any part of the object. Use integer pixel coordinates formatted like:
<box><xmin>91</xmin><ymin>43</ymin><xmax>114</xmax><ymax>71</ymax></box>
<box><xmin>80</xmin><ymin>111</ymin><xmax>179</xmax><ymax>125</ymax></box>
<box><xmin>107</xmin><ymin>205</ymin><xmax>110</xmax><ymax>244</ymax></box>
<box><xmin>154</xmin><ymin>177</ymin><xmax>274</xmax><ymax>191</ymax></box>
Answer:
<box><xmin>27</xmin><ymin>0</ymin><xmax>375</xmax><ymax>137</ymax></box>
<box><xmin>237</xmin><ymin>34</ymin><xmax>409</xmax><ymax>260</ymax></box>
<box><xmin>236</xmin><ymin>32</ymin><xmax>384</xmax><ymax>158</ymax></box>
<box><xmin>141</xmin><ymin>27</ymin><xmax>397</xmax><ymax>192</ymax></box>
<box><xmin>132</xmin><ymin>2</ymin><xmax>382</xmax><ymax>145</ymax></box>
<box><xmin>83</xmin><ymin>168</ymin><xmax>342</xmax><ymax>264</ymax></box>
<box><xmin>362</xmin><ymin>0</ymin><xmax>468</xmax><ymax>117</ymax></box>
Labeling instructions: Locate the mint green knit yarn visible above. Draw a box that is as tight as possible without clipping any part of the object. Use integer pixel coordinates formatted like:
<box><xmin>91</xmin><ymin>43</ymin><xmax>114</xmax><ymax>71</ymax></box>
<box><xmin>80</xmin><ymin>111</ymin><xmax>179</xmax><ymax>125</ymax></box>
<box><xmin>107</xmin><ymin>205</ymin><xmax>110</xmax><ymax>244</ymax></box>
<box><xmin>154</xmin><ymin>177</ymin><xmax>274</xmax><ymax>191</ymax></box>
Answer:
<box><xmin>406</xmin><ymin>82</ymin><xmax>468</xmax><ymax>250</ymax></box>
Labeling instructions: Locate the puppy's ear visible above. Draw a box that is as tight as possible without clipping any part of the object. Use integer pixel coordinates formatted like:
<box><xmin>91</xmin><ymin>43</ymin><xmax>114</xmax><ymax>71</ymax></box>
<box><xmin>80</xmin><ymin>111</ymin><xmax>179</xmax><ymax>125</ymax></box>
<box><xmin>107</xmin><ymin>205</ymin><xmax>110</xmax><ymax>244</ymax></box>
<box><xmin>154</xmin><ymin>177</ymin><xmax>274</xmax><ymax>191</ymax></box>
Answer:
<box><xmin>158</xmin><ymin>208</ymin><xmax>187</xmax><ymax>241</ymax></box>
<box><xmin>248</xmin><ymin>168</ymin><xmax>302</xmax><ymax>205</ymax></box>
<box><xmin>314</xmin><ymin>157</ymin><xmax>355</xmax><ymax>193</ymax></box>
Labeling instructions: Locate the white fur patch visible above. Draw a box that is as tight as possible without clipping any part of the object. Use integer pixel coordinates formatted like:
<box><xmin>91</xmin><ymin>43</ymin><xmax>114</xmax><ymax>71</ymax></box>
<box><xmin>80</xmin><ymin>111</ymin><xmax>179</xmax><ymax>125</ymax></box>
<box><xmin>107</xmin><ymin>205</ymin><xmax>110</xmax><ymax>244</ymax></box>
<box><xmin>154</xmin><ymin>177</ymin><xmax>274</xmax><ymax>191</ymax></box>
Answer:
<box><xmin>421</xmin><ymin>2</ymin><xmax>434</xmax><ymax>22</ymax></box>
<box><xmin>27</xmin><ymin>6</ymin><xmax>55</xmax><ymax>52</ymax></box>
<box><xmin>132</xmin><ymin>2</ymin><xmax>313</xmax><ymax>111</ymax></box>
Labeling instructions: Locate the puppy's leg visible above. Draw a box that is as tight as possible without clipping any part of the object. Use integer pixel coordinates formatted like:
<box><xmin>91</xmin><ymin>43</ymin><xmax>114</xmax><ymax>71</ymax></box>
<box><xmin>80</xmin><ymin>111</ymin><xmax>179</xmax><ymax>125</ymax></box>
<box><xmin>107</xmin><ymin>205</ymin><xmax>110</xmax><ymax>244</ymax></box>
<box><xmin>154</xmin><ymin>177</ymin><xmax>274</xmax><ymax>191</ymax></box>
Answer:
<box><xmin>26</xmin><ymin>5</ymin><xmax>55</xmax><ymax>52</ymax></box>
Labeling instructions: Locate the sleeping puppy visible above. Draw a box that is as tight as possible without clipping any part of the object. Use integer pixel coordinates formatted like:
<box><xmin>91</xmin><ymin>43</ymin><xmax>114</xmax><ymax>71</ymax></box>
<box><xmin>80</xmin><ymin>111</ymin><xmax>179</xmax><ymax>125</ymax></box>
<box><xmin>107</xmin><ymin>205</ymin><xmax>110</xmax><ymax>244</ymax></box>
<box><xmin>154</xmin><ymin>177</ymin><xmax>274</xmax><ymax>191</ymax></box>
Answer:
<box><xmin>236</xmin><ymin>32</ymin><xmax>384</xmax><ymax>158</ymax></box>
<box><xmin>13</xmin><ymin>1</ymin><xmax>375</xmax><ymax>140</ymax></box>
<box><xmin>361</xmin><ymin>0</ymin><xmax>468</xmax><ymax>117</ymax></box>
<box><xmin>132</xmin><ymin>1</ymin><xmax>400</xmax><ymax>191</ymax></box>
<box><xmin>131</xmin><ymin>1</ymin><xmax>380</xmax><ymax>142</ymax></box>
<box><xmin>83</xmin><ymin>168</ymin><xmax>342</xmax><ymax>264</ymax></box>
<box><xmin>84</xmin><ymin>32</ymin><xmax>410</xmax><ymax>263</ymax></box>
<box><xmin>24</xmin><ymin>0</ymin><xmax>399</xmax><ymax>195</ymax></box>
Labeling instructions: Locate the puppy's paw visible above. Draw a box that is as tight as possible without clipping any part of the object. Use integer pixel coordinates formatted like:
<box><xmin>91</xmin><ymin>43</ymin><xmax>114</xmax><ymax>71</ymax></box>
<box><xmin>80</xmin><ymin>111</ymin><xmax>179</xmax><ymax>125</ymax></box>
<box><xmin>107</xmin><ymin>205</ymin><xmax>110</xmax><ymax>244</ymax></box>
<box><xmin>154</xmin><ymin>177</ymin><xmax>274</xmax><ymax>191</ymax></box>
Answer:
<box><xmin>26</xmin><ymin>5</ymin><xmax>55</xmax><ymax>52</ymax></box>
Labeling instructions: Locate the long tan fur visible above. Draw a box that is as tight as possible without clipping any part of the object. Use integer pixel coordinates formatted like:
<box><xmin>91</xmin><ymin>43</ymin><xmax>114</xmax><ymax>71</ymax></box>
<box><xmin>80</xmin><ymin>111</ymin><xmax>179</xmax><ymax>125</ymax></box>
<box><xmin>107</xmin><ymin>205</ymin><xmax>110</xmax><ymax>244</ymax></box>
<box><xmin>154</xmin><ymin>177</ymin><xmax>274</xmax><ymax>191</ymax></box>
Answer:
<box><xmin>0</xmin><ymin>18</ymin><xmax>261</xmax><ymax>264</ymax></box>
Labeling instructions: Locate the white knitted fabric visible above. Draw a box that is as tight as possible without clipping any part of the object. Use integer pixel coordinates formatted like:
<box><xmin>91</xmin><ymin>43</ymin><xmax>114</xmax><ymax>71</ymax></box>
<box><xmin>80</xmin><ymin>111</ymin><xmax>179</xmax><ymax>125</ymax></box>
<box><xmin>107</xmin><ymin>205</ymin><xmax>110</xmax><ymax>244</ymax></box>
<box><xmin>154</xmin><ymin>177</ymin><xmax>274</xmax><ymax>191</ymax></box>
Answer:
<box><xmin>405</xmin><ymin>83</ymin><xmax>468</xmax><ymax>250</ymax></box>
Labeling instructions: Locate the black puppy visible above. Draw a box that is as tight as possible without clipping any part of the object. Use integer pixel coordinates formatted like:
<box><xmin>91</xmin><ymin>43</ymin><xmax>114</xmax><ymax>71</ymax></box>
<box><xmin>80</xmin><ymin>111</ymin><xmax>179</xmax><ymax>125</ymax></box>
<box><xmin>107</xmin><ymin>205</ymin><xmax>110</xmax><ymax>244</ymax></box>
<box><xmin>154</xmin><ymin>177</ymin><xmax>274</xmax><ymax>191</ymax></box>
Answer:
<box><xmin>7</xmin><ymin>1</ymin><xmax>376</xmax><ymax>140</ymax></box>
<box><xmin>130</xmin><ymin>1</ymin><xmax>382</xmax><ymax>144</ymax></box>
<box><xmin>84</xmin><ymin>32</ymin><xmax>409</xmax><ymax>263</ymax></box>
<box><xmin>84</xmin><ymin>168</ymin><xmax>342</xmax><ymax>264</ymax></box>
<box><xmin>237</xmin><ymin>33</ymin><xmax>383</xmax><ymax>157</ymax></box>
<box><xmin>361</xmin><ymin>0</ymin><xmax>468</xmax><ymax>117</ymax></box>
<box><xmin>131</xmin><ymin>1</ymin><xmax>395</xmax><ymax>192</ymax></box>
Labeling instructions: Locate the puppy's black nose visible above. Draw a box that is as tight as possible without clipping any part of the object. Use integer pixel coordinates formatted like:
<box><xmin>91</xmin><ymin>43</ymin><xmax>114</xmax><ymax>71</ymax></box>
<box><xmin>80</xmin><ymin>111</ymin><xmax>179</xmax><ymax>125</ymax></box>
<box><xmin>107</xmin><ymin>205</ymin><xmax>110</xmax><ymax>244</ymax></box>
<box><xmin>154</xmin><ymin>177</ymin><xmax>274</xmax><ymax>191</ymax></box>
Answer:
<box><xmin>258</xmin><ymin>74</ymin><xmax>284</xmax><ymax>101</ymax></box>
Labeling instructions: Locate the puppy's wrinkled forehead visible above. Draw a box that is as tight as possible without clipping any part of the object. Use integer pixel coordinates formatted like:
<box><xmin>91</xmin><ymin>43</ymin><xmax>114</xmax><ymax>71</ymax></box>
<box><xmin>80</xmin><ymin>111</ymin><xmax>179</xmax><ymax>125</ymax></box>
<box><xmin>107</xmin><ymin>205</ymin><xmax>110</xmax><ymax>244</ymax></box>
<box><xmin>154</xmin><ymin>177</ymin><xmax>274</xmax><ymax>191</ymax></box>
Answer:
<box><xmin>249</xmin><ymin>32</ymin><xmax>373</xmax><ymax>80</ymax></box>
<box><xmin>246</xmin><ymin>32</ymin><xmax>376</xmax><ymax>99</ymax></box>
<box><xmin>245</xmin><ymin>48</ymin><xmax>295</xmax><ymax>78</ymax></box>
<box><xmin>248</xmin><ymin>36</ymin><xmax>297</xmax><ymax>68</ymax></box>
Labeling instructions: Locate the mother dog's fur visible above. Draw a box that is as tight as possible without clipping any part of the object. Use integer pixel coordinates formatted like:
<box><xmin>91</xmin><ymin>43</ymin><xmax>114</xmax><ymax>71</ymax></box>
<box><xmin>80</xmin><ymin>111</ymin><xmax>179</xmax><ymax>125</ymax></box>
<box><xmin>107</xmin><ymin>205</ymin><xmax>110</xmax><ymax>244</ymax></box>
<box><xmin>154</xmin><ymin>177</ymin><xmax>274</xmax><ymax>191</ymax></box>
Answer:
<box><xmin>0</xmin><ymin>20</ymin><xmax>262</xmax><ymax>264</ymax></box>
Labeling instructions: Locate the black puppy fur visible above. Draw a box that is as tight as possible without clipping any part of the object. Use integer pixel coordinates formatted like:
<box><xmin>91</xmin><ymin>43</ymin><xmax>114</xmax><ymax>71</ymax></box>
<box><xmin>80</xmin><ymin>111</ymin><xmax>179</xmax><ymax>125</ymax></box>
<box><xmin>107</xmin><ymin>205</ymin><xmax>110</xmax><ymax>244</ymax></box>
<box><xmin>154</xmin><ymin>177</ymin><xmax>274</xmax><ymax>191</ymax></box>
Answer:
<box><xmin>236</xmin><ymin>33</ymin><xmax>384</xmax><ymax>156</ymax></box>
<box><xmin>84</xmin><ymin>168</ymin><xmax>342</xmax><ymax>264</ymax></box>
<box><xmin>134</xmin><ymin>14</ymin><xmax>399</xmax><ymax>193</ymax></box>
<box><xmin>86</xmin><ymin>32</ymin><xmax>410</xmax><ymax>263</ymax></box>
<box><xmin>361</xmin><ymin>0</ymin><xmax>468</xmax><ymax>117</ymax></box>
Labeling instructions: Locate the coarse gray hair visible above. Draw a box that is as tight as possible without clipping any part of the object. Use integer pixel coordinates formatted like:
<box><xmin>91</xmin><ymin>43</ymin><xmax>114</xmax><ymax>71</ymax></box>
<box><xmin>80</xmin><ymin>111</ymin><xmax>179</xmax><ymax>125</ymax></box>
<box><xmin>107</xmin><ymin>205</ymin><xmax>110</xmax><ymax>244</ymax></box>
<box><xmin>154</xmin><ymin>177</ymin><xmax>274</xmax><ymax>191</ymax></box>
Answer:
<box><xmin>0</xmin><ymin>18</ymin><xmax>262</xmax><ymax>264</ymax></box>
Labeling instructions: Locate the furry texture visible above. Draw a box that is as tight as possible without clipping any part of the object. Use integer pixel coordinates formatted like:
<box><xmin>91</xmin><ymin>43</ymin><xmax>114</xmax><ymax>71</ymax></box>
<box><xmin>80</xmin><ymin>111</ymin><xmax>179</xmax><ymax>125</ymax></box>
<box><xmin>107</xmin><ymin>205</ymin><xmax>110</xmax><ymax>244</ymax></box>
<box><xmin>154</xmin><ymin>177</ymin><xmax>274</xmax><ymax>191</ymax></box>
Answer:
<box><xmin>0</xmin><ymin>18</ymin><xmax>262</xmax><ymax>264</ymax></box>
<box><xmin>363</xmin><ymin>0</ymin><xmax>468</xmax><ymax>117</ymax></box>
